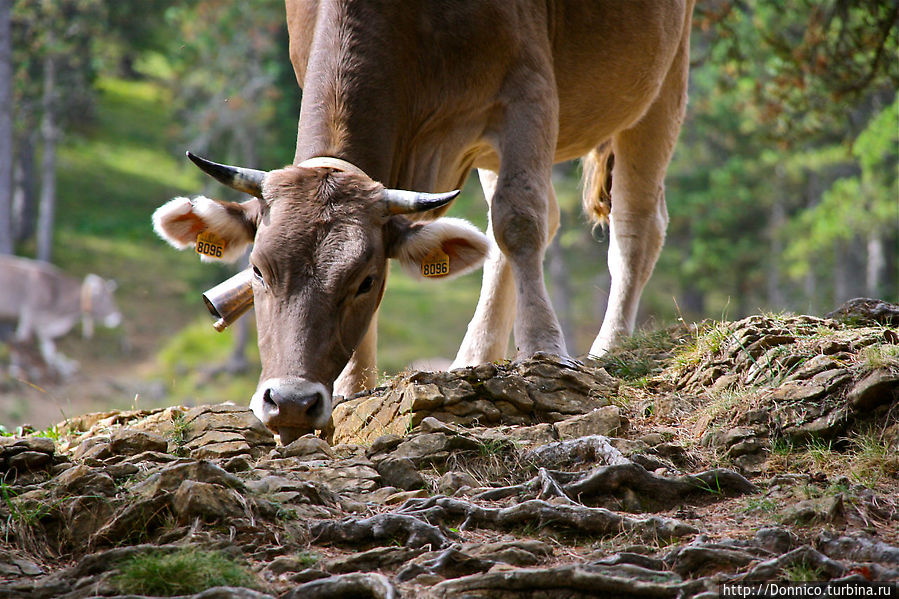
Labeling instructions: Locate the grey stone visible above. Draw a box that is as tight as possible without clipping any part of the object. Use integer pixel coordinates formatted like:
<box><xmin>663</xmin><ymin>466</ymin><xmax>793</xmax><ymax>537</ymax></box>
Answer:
<box><xmin>437</xmin><ymin>471</ymin><xmax>479</xmax><ymax>494</ymax></box>
<box><xmin>390</xmin><ymin>432</ymin><xmax>480</xmax><ymax>465</ymax></box>
<box><xmin>555</xmin><ymin>405</ymin><xmax>625</xmax><ymax>440</ymax></box>
<box><xmin>482</xmin><ymin>377</ymin><xmax>533</xmax><ymax>411</ymax></box>
<box><xmin>72</xmin><ymin>436</ymin><xmax>112</xmax><ymax>461</ymax></box>
<box><xmin>7</xmin><ymin>450</ymin><xmax>51</xmax><ymax>471</ymax></box>
<box><xmin>278</xmin><ymin>435</ymin><xmax>335</xmax><ymax>460</ymax></box>
<box><xmin>527</xmin><ymin>435</ymin><xmax>630</xmax><ymax>469</ymax></box>
<box><xmin>848</xmin><ymin>369</ymin><xmax>899</xmax><ymax>410</ymax></box>
<box><xmin>376</xmin><ymin>457</ymin><xmax>425</xmax><ymax>491</ymax></box>
<box><xmin>61</xmin><ymin>494</ymin><xmax>116</xmax><ymax>542</ymax></box>
<box><xmin>755</xmin><ymin>527</ymin><xmax>798</xmax><ymax>554</ymax></box>
<box><xmin>54</xmin><ymin>464</ymin><xmax>117</xmax><ymax>497</ymax></box>
<box><xmin>131</xmin><ymin>460</ymin><xmax>245</xmax><ymax>498</ymax></box>
<box><xmin>0</xmin><ymin>436</ymin><xmax>55</xmax><ymax>454</ymax></box>
<box><xmin>109</xmin><ymin>429</ymin><xmax>168</xmax><ymax>456</ymax></box>
<box><xmin>301</xmin><ymin>460</ymin><xmax>381</xmax><ymax>494</ymax></box>
<box><xmin>826</xmin><ymin>297</ymin><xmax>899</xmax><ymax>326</ymax></box>
<box><xmin>368</xmin><ymin>434</ymin><xmax>403</xmax><ymax>455</ymax></box>
<box><xmin>172</xmin><ymin>480</ymin><xmax>247</xmax><ymax>523</ymax></box>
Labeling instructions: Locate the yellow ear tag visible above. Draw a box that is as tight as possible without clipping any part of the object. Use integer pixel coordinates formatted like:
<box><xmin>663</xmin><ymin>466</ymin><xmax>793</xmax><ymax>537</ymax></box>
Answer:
<box><xmin>196</xmin><ymin>230</ymin><xmax>226</xmax><ymax>259</ymax></box>
<box><xmin>421</xmin><ymin>248</ymin><xmax>450</xmax><ymax>277</ymax></box>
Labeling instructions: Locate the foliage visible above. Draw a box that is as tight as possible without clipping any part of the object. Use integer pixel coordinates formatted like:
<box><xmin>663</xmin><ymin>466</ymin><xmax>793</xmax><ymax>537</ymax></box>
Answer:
<box><xmin>695</xmin><ymin>0</ymin><xmax>898</xmax><ymax>146</ymax></box>
<box><xmin>167</xmin><ymin>412</ymin><xmax>191</xmax><ymax>457</ymax></box>
<box><xmin>11</xmin><ymin>0</ymin><xmax>105</xmax><ymax>132</ymax></box>
<box><xmin>155</xmin><ymin>318</ymin><xmax>260</xmax><ymax>406</ymax></box>
<box><xmin>111</xmin><ymin>548</ymin><xmax>261</xmax><ymax>596</ymax></box>
<box><xmin>164</xmin><ymin>1</ymin><xmax>295</xmax><ymax>174</ymax></box>
<box><xmin>661</xmin><ymin>2</ymin><xmax>898</xmax><ymax>319</ymax></box>
<box><xmin>783</xmin><ymin>96</ymin><xmax>899</xmax><ymax>282</ymax></box>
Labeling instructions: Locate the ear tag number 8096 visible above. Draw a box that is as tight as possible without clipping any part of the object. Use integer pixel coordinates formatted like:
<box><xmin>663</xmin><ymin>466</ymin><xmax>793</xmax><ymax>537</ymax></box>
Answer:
<box><xmin>196</xmin><ymin>230</ymin><xmax>225</xmax><ymax>259</ymax></box>
<box><xmin>421</xmin><ymin>249</ymin><xmax>450</xmax><ymax>277</ymax></box>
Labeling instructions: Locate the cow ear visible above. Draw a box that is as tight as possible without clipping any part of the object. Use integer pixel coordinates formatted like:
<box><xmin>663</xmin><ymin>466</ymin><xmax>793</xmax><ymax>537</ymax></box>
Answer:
<box><xmin>387</xmin><ymin>217</ymin><xmax>489</xmax><ymax>280</ymax></box>
<box><xmin>152</xmin><ymin>196</ymin><xmax>260</xmax><ymax>263</ymax></box>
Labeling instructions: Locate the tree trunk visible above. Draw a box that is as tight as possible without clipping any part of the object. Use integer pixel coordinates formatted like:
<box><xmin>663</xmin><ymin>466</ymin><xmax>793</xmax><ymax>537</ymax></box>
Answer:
<box><xmin>0</xmin><ymin>0</ymin><xmax>14</xmax><ymax>255</ymax></box>
<box><xmin>865</xmin><ymin>232</ymin><xmax>885</xmax><ymax>299</ymax></box>
<box><xmin>36</xmin><ymin>39</ymin><xmax>58</xmax><ymax>263</ymax></box>
<box><xmin>680</xmin><ymin>284</ymin><xmax>705</xmax><ymax>319</ymax></box>
<box><xmin>833</xmin><ymin>241</ymin><xmax>849</xmax><ymax>306</ymax></box>
<box><xmin>13</xmin><ymin>131</ymin><xmax>38</xmax><ymax>243</ymax></box>
<box><xmin>766</xmin><ymin>184</ymin><xmax>786</xmax><ymax>310</ymax></box>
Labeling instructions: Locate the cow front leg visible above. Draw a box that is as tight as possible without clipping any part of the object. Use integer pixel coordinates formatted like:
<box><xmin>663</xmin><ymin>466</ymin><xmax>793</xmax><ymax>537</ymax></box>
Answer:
<box><xmin>452</xmin><ymin>169</ymin><xmax>516</xmax><ymax>368</ymax></box>
<box><xmin>493</xmin><ymin>176</ymin><xmax>567</xmax><ymax>360</ymax></box>
<box><xmin>489</xmin><ymin>103</ymin><xmax>567</xmax><ymax>360</ymax></box>
<box><xmin>334</xmin><ymin>308</ymin><xmax>378</xmax><ymax>397</ymax></box>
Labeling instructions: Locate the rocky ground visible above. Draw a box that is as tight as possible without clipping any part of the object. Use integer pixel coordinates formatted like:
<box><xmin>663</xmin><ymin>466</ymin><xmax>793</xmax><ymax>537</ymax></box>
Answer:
<box><xmin>1</xmin><ymin>299</ymin><xmax>897</xmax><ymax>598</ymax></box>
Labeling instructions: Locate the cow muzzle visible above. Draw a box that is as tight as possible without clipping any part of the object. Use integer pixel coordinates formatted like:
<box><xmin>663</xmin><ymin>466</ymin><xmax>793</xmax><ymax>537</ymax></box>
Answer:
<box><xmin>250</xmin><ymin>377</ymin><xmax>332</xmax><ymax>445</ymax></box>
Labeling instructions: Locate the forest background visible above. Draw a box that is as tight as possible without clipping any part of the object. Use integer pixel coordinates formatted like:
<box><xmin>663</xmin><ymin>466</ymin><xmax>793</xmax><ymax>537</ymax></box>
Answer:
<box><xmin>0</xmin><ymin>0</ymin><xmax>896</xmax><ymax>431</ymax></box>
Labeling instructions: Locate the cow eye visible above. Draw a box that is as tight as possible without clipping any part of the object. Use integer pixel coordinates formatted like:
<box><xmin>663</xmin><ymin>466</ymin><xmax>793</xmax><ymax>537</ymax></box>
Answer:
<box><xmin>252</xmin><ymin>265</ymin><xmax>265</xmax><ymax>285</ymax></box>
<box><xmin>356</xmin><ymin>276</ymin><xmax>375</xmax><ymax>296</ymax></box>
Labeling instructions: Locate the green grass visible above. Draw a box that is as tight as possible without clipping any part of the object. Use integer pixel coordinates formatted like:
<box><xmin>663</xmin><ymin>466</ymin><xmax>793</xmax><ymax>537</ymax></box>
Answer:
<box><xmin>673</xmin><ymin>320</ymin><xmax>733</xmax><ymax>369</ymax></box>
<box><xmin>742</xmin><ymin>496</ymin><xmax>779</xmax><ymax>515</ymax></box>
<box><xmin>782</xmin><ymin>563</ymin><xmax>824</xmax><ymax>582</ymax></box>
<box><xmin>858</xmin><ymin>343</ymin><xmax>899</xmax><ymax>372</ymax></box>
<box><xmin>295</xmin><ymin>551</ymin><xmax>320</xmax><ymax>568</ymax></box>
<box><xmin>766</xmin><ymin>430</ymin><xmax>898</xmax><ymax>488</ymax></box>
<box><xmin>0</xmin><ymin>424</ymin><xmax>62</xmax><ymax>440</ymax></box>
<box><xmin>168</xmin><ymin>412</ymin><xmax>191</xmax><ymax>457</ymax></box>
<box><xmin>111</xmin><ymin>548</ymin><xmax>261</xmax><ymax>596</ymax></box>
<box><xmin>592</xmin><ymin>326</ymin><xmax>684</xmax><ymax>383</ymax></box>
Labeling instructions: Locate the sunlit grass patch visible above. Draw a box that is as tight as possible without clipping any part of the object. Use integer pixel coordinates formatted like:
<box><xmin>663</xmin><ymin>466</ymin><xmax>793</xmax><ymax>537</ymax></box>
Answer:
<box><xmin>673</xmin><ymin>319</ymin><xmax>733</xmax><ymax>369</ymax></box>
<box><xmin>857</xmin><ymin>343</ymin><xmax>899</xmax><ymax>373</ymax></box>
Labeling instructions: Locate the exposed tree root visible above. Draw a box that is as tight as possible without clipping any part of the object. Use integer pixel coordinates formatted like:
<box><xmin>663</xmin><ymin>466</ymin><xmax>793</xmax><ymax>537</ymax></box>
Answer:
<box><xmin>565</xmin><ymin>463</ymin><xmax>756</xmax><ymax>508</ymax></box>
<box><xmin>739</xmin><ymin>546</ymin><xmax>846</xmax><ymax>582</ymax></box>
<box><xmin>398</xmin><ymin>496</ymin><xmax>698</xmax><ymax>542</ymax></box>
<box><xmin>473</xmin><ymin>462</ymin><xmax>755</xmax><ymax>512</ymax></box>
<box><xmin>430</xmin><ymin>563</ymin><xmax>710</xmax><ymax>598</ymax></box>
<box><xmin>285</xmin><ymin>572</ymin><xmax>399</xmax><ymax>599</ymax></box>
<box><xmin>309</xmin><ymin>513</ymin><xmax>451</xmax><ymax>550</ymax></box>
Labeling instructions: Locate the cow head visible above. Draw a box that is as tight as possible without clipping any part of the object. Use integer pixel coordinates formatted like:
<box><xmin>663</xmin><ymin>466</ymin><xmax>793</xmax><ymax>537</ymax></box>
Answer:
<box><xmin>152</xmin><ymin>154</ymin><xmax>488</xmax><ymax>443</ymax></box>
<box><xmin>81</xmin><ymin>274</ymin><xmax>122</xmax><ymax>339</ymax></box>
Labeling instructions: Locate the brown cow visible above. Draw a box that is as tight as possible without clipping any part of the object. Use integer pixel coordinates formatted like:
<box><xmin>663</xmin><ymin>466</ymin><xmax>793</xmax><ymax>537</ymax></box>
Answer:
<box><xmin>153</xmin><ymin>0</ymin><xmax>695</xmax><ymax>444</ymax></box>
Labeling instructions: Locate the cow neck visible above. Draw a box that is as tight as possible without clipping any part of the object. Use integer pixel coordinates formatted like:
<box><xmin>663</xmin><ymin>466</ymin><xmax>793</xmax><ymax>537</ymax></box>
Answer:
<box><xmin>297</xmin><ymin>156</ymin><xmax>366</xmax><ymax>178</ymax></box>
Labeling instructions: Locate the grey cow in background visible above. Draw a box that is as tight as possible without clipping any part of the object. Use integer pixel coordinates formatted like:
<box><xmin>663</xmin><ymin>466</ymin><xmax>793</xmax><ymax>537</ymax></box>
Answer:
<box><xmin>0</xmin><ymin>255</ymin><xmax>122</xmax><ymax>378</ymax></box>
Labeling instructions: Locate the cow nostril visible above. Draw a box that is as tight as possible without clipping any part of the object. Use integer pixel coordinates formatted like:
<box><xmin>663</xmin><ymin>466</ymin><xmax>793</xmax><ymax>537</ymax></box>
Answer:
<box><xmin>262</xmin><ymin>387</ymin><xmax>277</xmax><ymax>408</ymax></box>
<box><xmin>303</xmin><ymin>391</ymin><xmax>324</xmax><ymax>418</ymax></box>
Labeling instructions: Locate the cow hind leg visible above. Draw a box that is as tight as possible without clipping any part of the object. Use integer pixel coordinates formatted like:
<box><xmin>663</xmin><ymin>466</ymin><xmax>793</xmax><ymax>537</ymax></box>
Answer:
<box><xmin>589</xmin><ymin>38</ymin><xmax>689</xmax><ymax>357</ymax></box>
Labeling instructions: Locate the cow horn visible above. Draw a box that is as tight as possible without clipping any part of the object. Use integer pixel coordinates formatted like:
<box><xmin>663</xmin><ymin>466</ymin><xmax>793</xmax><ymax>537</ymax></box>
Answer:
<box><xmin>382</xmin><ymin>188</ymin><xmax>460</xmax><ymax>215</ymax></box>
<box><xmin>186</xmin><ymin>151</ymin><xmax>266</xmax><ymax>198</ymax></box>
